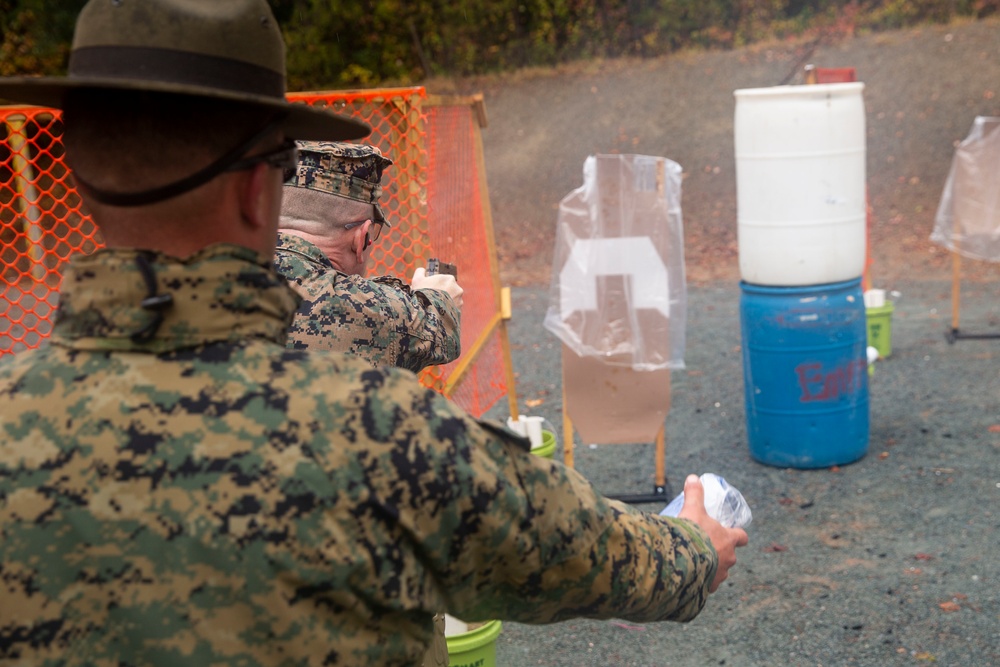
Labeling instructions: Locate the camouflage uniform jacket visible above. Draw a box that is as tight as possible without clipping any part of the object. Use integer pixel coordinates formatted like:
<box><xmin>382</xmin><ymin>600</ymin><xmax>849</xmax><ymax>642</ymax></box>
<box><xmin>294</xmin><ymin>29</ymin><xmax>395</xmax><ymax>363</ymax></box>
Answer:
<box><xmin>274</xmin><ymin>232</ymin><xmax>460</xmax><ymax>373</ymax></box>
<box><xmin>0</xmin><ymin>244</ymin><xmax>718</xmax><ymax>666</ymax></box>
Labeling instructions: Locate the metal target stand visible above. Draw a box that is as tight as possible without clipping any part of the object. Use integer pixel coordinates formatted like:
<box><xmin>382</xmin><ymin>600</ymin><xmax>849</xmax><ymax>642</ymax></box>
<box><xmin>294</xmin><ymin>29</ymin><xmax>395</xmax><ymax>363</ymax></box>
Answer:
<box><xmin>946</xmin><ymin>251</ymin><xmax>1000</xmax><ymax>343</ymax></box>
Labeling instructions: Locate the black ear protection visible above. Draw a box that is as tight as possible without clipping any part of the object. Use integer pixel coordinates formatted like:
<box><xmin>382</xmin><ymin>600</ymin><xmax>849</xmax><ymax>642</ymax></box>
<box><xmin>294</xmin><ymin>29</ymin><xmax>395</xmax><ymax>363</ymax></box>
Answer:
<box><xmin>363</xmin><ymin>233</ymin><xmax>372</xmax><ymax>251</ymax></box>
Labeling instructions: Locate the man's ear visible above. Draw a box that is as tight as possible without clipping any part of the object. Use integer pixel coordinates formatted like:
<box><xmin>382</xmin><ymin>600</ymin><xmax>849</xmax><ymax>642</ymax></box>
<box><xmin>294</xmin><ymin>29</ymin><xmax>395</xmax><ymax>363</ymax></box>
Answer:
<box><xmin>237</xmin><ymin>162</ymin><xmax>273</xmax><ymax>231</ymax></box>
<box><xmin>353</xmin><ymin>219</ymin><xmax>373</xmax><ymax>264</ymax></box>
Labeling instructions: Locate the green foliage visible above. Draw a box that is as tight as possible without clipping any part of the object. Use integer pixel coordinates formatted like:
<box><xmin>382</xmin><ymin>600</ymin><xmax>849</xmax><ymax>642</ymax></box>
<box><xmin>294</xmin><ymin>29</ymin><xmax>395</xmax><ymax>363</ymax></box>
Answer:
<box><xmin>861</xmin><ymin>0</ymin><xmax>997</xmax><ymax>30</ymax></box>
<box><xmin>0</xmin><ymin>0</ymin><xmax>86</xmax><ymax>77</ymax></box>
<box><xmin>0</xmin><ymin>0</ymin><xmax>995</xmax><ymax>88</ymax></box>
<box><xmin>277</xmin><ymin>0</ymin><xmax>905</xmax><ymax>86</ymax></box>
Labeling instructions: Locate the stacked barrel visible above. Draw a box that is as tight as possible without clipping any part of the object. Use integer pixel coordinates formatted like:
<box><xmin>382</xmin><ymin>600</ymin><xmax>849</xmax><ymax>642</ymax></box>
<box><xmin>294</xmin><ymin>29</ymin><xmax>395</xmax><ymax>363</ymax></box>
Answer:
<box><xmin>734</xmin><ymin>83</ymin><xmax>869</xmax><ymax>468</ymax></box>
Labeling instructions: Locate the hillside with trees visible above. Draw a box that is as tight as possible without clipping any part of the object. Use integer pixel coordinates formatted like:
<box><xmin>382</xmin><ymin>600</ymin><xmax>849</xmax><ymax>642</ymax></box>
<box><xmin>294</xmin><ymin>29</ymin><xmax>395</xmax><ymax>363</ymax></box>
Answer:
<box><xmin>2</xmin><ymin>1</ymin><xmax>997</xmax><ymax>86</ymax></box>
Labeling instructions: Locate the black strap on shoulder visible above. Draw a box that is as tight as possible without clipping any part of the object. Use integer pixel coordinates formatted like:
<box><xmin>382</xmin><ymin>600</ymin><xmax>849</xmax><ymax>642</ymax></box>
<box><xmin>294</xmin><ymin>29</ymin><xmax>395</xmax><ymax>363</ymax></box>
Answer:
<box><xmin>130</xmin><ymin>251</ymin><xmax>174</xmax><ymax>343</ymax></box>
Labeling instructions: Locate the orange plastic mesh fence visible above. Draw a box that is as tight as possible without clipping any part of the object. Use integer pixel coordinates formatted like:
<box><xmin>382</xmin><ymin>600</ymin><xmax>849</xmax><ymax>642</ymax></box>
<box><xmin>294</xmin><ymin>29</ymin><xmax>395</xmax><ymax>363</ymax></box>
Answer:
<box><xmin>0</xmin><ymin>87</ymin><xmax>509</xmax><ymax>417</ymax></box>
<box><xmin>1</xmin><ymin>109</ymin><xmax>97</xmax><ymax>354</ymax></box>
<box><xmin>289</xmin><ymin>89</ymin><xmax>431</xmax><ymax>281</ymax></box>
<box><xmin>423</xmin><ymin>101</ymin><xmax>508</xmax><ymax>417</ymax></box>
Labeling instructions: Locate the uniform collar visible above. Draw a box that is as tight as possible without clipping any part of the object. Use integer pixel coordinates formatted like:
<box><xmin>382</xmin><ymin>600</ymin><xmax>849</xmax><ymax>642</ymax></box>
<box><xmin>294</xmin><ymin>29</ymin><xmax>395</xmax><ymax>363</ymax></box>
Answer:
<box><xmin>52</xmin><ymin>243</ymin><xmax>301</xmax><ymax>353</ymax></box>
<box><xmin>276</xmin><ymin>231</ymin><xmax>336</xmax><ymax>270</ymax></box>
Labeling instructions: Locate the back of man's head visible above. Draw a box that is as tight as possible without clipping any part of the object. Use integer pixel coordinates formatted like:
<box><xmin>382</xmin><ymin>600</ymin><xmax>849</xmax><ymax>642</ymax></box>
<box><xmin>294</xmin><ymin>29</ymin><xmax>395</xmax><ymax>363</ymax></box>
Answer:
<box><xmin>63</xmin><ymin>90</ymin><xmax>273</xmax><ymax>195</ymax></box>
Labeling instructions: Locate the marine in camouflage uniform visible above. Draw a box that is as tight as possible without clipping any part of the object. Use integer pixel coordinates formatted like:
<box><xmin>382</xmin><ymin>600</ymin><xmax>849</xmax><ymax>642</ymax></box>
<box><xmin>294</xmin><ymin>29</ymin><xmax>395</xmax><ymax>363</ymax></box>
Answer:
<box><xmin>1</xmin><ymin>245</ymin><xmax>718</xmax><ymax>665</ymax></box>
<box><xmin>0</xmin><ymin>1</ymin><xmax>731</xmax><ymax>665</ymax></box>
<box><xmin>278</xmin><ymin>143</ymin><xmax>460</xmax><ymax>664</ymax></box>
<box><xmin>275</xmin><ymin>141</ymin><xmax>460</xmax><ymax>373</ymax></box>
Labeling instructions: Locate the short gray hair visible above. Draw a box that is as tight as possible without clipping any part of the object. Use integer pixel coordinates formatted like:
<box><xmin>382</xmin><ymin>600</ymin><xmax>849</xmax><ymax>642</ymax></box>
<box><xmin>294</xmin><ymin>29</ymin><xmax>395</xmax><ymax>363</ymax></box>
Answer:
<box><xmin>279</xmin><ymin>185</ymin><xmax>374</xmax><ymax>236</ymax></box>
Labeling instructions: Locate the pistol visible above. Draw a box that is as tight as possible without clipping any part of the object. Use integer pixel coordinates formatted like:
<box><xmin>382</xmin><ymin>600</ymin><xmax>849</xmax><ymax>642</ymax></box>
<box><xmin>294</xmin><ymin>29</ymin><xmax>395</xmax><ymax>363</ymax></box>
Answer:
<box><xmin>426</xmin><ymin>258</ymin><xmax>458</xmax><ymax>280</ymax></box>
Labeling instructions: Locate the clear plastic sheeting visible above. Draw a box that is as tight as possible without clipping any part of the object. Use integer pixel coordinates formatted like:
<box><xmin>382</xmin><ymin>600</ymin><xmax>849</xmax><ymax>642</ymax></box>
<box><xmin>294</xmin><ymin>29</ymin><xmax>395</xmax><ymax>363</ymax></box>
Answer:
<box><xmin>543</xmin><ymin>154</ymin><xmax>687</xmax><ymax>370</ymax></box>
<box><xmin>931</xmin><ymin>116</ymin><xmax>1000</xmax><ymax>262</ymax></box>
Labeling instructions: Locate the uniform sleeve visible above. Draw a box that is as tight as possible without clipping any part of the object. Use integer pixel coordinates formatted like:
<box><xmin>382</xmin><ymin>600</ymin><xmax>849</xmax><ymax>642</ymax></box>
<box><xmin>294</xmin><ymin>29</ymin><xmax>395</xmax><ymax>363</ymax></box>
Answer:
<box><xmin>372</xmin><ymin>380</ymin><xmax>719</xmax><ymax>626</ymax></box>
<box><xmin>281</xmin><ymin>258</ymin><xmax>461</xmax><ymax>371</ymax></box>
<box><xmin>371</xmin><ymin>277</ymin><xmax>461</xmax><ymax>372</ymax></box>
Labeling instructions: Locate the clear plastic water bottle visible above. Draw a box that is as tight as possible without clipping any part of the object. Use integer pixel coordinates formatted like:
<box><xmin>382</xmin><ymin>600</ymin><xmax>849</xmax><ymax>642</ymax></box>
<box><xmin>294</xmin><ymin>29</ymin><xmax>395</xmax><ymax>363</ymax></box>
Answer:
<box><xmin>660</xmin><ymin>473</ymin><xmax>753</xmax><ymax>529</ymax></box>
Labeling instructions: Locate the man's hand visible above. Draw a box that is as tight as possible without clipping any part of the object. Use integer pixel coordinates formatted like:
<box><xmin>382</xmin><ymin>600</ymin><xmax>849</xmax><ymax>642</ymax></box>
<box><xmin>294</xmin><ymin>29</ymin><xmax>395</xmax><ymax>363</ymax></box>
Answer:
<box><xmin>412</xmin><ymin>267</ymin><xmax>464</xmax><ymax>308</ymax></box>
<box><xmin>677</xmin><ymin>474</ymin><xmax>749</xmax><ymax>592</ymax></box>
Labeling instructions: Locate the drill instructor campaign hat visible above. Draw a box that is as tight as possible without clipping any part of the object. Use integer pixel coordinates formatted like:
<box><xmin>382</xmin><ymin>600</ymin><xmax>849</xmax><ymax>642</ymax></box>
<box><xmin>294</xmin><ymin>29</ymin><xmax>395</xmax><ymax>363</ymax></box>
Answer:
<box><xmin>0</xmin><ymin>0</ymin><xmax>369</xmax><ymax>142</ymax></box>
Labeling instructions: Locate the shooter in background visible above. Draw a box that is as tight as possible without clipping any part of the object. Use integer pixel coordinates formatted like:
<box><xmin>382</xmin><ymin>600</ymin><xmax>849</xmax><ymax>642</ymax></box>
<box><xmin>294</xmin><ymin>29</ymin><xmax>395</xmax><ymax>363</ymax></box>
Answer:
<box><xmin>275</xmin><ymin>141</ymin><xmax>463</xmax><ymax>373</ymax></box>
<box><xmin>276</xmin><ymin>141</ymin><xmax>460</xmax><ymax>666</ymax></box>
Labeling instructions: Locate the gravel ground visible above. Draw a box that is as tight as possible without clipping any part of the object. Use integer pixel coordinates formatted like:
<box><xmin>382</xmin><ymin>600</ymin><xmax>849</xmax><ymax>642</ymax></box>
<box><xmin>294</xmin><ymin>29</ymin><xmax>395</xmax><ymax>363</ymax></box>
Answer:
<box><xmin>483</xmin><ymin>280</ymin><xmax>1000</xmax><ymax>667</ymax></box>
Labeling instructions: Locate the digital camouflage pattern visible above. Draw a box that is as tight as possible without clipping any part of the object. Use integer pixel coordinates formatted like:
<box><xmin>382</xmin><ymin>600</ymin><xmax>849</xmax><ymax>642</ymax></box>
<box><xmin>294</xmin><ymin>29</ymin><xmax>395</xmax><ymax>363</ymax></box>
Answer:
<box><xmin>0</xmin><ymin>244</ymin><xmax>718</xmax><ymax>666</ymax></box>
<box><xmin>280</xmin><ymin>139</ymin><xmax>454</xmax><ymax>664</ymax></box>
<box><xmin>274</xmin><ymin>232</ymin><xmax>460</xmax><ymax>373</ymax></box>
<box><xmin>286</xmin><ymin>141</ymin><xmax>393</xmax><ymax>224</ymax></box>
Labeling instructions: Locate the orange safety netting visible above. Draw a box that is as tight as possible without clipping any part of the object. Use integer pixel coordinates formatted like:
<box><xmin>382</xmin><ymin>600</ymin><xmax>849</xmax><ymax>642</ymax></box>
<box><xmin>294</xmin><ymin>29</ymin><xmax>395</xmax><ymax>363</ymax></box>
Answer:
<box><xmin>1</xmin><ymin>87</ymin><xmax>511</xmax><ymax>417</ymax></box>
<box><xmin>1</xmin><ymin>109</ymin><xmax>96</xmax><ymax>355</ymax></box>
<box><xmin>422</xmin><ymin>100</ymin><xmax>509</xmax><ymax>417</ymax></box>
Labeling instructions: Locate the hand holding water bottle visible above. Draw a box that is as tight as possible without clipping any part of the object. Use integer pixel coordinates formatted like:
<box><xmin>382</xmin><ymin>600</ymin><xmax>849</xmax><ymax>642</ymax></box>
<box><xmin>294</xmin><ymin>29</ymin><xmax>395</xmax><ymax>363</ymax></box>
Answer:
<box><xmin>661</xmin><ymin>473</ymin><xmax>753</xmax><ymax>529</ymax></box>
<box><xmin>664</xmin><ymin>474</ymin><xmax>750</xmax><ymax>593</ymax></box>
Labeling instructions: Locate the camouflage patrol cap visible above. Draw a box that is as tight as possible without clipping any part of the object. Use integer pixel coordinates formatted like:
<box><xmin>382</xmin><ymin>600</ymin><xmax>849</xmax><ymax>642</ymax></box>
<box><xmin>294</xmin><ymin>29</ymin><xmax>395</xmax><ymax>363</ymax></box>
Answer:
<box><xmin>286</xmin><ymin>141</ymin><xmax>394</xmax><ymax>225</ymax></box>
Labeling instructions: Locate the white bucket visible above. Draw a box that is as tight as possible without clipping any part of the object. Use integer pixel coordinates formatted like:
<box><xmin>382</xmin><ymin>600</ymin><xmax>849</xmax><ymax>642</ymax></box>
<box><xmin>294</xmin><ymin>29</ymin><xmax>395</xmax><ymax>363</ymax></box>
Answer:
<box><xmin>735</xmin><ymin>82</ymin><xmax>867</xmax><ymax>286</ymax></box>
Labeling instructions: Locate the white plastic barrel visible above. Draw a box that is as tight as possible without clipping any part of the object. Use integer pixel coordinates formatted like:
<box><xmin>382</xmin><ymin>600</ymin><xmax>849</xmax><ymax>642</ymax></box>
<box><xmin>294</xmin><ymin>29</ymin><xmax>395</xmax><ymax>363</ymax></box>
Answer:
<box><xmin>735</xmin><ymin>82</ymin><xmax>866</xmax><ymax>286</ymax></box>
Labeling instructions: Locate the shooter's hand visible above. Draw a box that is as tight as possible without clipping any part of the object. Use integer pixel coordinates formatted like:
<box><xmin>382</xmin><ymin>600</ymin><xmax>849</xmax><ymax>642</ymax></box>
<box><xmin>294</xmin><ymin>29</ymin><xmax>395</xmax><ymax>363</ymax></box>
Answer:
<box><xmin>412</xmin><ymin>267</ymin><xmax>464</xmax><ymax>308</ymax></box>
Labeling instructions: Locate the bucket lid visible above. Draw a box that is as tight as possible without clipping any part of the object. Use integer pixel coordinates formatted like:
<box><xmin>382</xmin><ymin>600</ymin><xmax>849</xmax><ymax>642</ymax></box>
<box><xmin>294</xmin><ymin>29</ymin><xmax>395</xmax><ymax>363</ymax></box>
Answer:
<box><xmin>734</xmin><ymin>82</ymin><xmax>864</xmax><ymax>99</ymax></box>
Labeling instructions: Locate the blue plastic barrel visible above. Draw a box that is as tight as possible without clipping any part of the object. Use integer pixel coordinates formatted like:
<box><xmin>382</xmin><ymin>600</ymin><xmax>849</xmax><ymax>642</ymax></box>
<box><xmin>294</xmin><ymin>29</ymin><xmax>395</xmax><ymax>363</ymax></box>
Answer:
<box><xmin>740</xmin><ymin>278</ymin><xmax>869</xmax><ymax>468</ymax></box>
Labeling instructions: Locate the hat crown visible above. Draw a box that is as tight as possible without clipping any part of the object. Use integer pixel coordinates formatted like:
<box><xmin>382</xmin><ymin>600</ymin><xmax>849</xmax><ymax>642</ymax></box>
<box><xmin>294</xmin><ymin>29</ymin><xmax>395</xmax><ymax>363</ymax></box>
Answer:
<box><xmin>289</xmin><ymin>141</ymin><xmax>393</xmax><ymax>206</ymax></box>
<box><xmin>72</xmin><ymin>0</ymin><xmax>284</xmax><ymax>76</ymax></box>
<box><xmin>0</xmin><ymin>0</ymin><xmax>371</xmax><ymax>142</ymax></box>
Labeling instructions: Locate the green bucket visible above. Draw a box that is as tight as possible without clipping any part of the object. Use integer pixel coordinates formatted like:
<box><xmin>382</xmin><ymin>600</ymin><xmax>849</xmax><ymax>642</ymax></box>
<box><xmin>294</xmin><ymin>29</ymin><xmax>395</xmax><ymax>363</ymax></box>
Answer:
<box><xmin>446</xmin><ymin>620</ymin><xmax>502</xmax><ymax>667</ymax></box>
<box><xmin>531</xmin><ymin>429</ymin><xmax>557</xmax><ymax>459</ymax></box>
<box><xmin>866</xmin><ymin>301</ymin><xmax>894</xmax><ymax>359</ymax></box>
